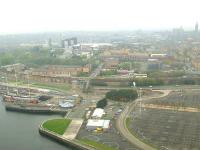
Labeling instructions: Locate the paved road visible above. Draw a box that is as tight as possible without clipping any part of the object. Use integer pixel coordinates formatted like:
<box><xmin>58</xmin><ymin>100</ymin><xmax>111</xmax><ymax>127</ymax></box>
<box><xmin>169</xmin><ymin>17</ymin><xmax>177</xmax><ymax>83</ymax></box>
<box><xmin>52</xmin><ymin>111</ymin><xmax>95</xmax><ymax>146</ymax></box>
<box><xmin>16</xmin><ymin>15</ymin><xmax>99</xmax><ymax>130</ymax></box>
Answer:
<box><xmin>90</xmin><ymin>63</ymin><xmax>103</xmax><ymax>78</ymax></box>
<box><xmin>116</xmin><ymin>90</ymin><xmax>171</xmax><ymax>150</ymax></box>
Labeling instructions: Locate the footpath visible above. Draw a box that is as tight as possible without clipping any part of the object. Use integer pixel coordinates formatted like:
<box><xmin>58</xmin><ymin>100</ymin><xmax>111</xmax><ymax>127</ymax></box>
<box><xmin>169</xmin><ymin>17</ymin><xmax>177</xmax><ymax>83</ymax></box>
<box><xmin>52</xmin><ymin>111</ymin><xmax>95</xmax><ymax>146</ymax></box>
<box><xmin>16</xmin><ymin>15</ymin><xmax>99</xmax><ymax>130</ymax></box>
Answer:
<box><xmin>63</xmin><ymin>119</ymin><xmax>83</xmax><ymax>140</ymax></box>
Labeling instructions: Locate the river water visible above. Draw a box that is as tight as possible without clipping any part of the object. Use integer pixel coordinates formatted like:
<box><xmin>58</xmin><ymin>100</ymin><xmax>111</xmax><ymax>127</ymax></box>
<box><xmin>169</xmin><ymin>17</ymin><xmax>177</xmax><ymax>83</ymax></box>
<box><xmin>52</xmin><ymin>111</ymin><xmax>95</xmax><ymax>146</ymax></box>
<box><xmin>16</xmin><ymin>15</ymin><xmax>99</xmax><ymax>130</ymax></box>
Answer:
<box><xmin>0</xmin><ymin>97</ymin><xmax>72</xmax><ymax>150</ymax></box>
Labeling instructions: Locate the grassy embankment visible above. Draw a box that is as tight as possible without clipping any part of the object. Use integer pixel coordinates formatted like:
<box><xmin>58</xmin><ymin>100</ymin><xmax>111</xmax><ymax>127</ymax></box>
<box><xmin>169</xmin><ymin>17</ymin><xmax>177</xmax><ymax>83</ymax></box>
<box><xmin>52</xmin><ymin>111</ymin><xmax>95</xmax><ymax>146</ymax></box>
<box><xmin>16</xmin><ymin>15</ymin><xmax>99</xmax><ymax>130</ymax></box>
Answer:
<box><xmin>78</xmin><ymin>138</ymin><xmax>118</xmax><ymax>150</ymax></box>
<box><xmin>31</xmin><ymin>82</ymin><xmax>71</xmax><ymax>93</ymax></box>
<box><xmin>42</xmin><ymin>119</ymin><xmax>71</xmax><ymax>135</ymax></box>
<box><xmin>42</xmin><ymin>119</ymin><xmax>117</xmax><ymax>150</ymax></box>
<box><xmin>7</xmin><ymin>81</ymin><xmax>71</xmax><ymax>93</ymax></box>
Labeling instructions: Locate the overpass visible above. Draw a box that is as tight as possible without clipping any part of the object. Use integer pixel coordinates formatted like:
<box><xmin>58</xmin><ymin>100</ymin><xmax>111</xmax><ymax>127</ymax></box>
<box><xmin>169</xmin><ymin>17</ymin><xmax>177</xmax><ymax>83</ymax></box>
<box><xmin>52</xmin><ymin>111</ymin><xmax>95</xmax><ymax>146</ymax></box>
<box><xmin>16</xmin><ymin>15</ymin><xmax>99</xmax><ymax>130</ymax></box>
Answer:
<box><xmin>82</xmin><ymin>63</ymin><xmax>103</xmax><ymax>92</ymax></box>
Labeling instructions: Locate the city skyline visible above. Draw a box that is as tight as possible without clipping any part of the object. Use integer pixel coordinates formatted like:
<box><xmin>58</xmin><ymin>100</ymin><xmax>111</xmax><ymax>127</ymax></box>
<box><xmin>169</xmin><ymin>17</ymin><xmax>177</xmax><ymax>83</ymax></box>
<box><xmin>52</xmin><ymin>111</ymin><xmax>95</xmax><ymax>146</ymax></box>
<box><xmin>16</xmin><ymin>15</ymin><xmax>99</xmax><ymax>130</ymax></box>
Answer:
<box><xmin>0</xmin><ymin>0</ymin><xmax>200</xmax><ymax>34</ymax></box>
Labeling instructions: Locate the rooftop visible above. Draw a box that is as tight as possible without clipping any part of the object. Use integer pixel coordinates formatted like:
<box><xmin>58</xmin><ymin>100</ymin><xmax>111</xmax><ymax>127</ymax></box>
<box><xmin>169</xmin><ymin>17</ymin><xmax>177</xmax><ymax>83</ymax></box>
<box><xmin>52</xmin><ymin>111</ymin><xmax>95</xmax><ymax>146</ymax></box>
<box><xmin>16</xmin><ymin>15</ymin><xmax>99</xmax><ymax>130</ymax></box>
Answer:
<box><xmin>86</xmin><ymin>119</ymin><xmax>110</xmax><ymax>129</ymax></box>
<box><xmin>92</xmin><ymin>108</ymin><xmax>105</xmax><ymax>118</ymax></box>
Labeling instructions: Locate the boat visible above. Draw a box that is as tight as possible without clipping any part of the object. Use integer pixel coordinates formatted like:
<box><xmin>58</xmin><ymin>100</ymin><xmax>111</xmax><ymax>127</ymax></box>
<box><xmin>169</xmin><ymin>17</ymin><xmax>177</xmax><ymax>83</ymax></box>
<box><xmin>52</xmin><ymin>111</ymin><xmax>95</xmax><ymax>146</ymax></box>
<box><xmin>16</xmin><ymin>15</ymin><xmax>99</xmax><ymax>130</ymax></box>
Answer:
<box><xmin>3</xmin><ymin>94</ymin><xmax>39</xmax><ymax>103</ymax></box>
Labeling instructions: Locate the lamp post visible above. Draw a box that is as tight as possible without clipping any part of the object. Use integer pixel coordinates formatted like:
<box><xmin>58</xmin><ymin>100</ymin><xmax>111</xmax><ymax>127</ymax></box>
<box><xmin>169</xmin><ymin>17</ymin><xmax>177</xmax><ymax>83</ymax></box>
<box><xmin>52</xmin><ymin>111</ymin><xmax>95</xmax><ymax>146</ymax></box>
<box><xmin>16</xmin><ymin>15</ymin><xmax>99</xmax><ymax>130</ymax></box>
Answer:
<box><xmin>27</xmin><ymin>73</ymin><xmax>31</xmax><ymax>98</ymax></box>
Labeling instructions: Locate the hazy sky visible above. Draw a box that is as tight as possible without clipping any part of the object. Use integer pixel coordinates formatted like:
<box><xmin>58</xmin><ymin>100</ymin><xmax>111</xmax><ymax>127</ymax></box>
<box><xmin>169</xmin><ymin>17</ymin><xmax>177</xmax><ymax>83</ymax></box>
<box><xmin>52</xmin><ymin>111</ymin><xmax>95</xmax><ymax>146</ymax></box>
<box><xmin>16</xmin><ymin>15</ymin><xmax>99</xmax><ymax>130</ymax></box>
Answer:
<box><xmin>0</xmin><ymin>0</ymin><xmax>199</xmax><ymax>34</ymax></box>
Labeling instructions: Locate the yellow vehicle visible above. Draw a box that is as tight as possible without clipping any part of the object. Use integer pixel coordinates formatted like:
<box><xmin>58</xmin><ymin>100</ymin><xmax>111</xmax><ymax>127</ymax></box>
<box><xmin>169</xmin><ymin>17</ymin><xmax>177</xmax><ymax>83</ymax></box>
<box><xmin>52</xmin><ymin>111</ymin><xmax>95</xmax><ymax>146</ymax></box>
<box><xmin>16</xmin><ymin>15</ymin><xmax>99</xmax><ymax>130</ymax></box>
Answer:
<box><xmin>96</xmin><ymin>127</ymin><xmax>103</xmax><ymax>132</ymax></box>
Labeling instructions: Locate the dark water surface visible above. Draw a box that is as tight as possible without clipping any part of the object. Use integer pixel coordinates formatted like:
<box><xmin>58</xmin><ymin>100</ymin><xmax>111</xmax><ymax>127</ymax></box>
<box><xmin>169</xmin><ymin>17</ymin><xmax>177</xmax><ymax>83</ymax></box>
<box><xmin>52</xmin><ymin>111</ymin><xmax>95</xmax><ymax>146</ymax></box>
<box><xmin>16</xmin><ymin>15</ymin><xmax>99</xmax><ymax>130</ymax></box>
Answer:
<box><xmin>0</xmin><ymin>97</ymin><xmax>71</xmax><ymax>150</ymax></box>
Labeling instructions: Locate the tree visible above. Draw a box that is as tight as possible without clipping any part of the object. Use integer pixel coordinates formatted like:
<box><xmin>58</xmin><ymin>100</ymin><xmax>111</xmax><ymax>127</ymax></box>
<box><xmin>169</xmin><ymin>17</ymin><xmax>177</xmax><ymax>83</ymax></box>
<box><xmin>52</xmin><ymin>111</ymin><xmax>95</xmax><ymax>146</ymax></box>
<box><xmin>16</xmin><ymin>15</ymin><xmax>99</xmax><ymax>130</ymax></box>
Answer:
<box><xmin>118</xmin><ymin>62</ymin><xmax>131</xmax><ymax>70</ymax></box>
<box><xmin>0</xmin><ymin>53</ymin><xmax>15</xmax><ymax>66</ymax></box>
<box><xmin>96</xmin><ymin>98</ymin><xmax>107</xmax><ymax>108</ymax></box>
<box><xmin>100</xmin><ymin>69</ymin><xmax>117</xmax><ymax>76</ymax></box>
<box><xmin>133</xmin><ymin>78</ymin><xmax>164</xmax><ymax>86</ymax></box>
<box><xmin>77</xmin><ymin>72</ymin><xmax>89</xmax><ymax>77</ymax></box>
<box><xmin>106</xmin><ymin>89</ymin><xmax>138</xmax><ymax>102</ymax></box>
<box><xmin>183</xmin><ymin>78</ymin><xmax>195</xmax><ymax>85</ymax></box>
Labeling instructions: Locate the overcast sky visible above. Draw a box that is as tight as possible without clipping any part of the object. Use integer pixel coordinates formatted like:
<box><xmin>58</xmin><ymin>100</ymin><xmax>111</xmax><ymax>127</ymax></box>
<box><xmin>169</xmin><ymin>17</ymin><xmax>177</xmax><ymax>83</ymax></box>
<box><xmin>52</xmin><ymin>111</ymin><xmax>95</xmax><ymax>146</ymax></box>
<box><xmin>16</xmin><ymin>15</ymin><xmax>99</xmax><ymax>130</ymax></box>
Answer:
<box><xmin>0</xmin><ymin>0</ymin><xmax>199</xmax><ymax>34</ymax></box>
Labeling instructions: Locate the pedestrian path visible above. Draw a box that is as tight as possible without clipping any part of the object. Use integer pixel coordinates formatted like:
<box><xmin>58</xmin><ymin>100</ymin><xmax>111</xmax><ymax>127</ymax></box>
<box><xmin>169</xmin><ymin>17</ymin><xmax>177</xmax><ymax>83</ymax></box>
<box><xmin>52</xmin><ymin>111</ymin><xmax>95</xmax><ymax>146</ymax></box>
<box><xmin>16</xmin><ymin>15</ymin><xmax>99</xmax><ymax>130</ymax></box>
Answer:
<box><xmin>63</xmin><ymin>119</ymin><xmax>83</xmax><ymax>140</ymax></box>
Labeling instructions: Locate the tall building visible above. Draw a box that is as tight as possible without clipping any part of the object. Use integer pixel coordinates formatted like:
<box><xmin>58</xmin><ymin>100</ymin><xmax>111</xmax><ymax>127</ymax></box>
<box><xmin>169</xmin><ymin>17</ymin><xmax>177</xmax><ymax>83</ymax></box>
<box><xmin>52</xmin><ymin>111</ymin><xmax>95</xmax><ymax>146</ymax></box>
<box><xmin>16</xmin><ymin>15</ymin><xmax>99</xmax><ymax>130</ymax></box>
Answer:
<box><xmin>195</xmin><ymin>22</ymin><xmax>198</xmax><ymax>32</ymax></box>
<box><xmin>48</xmin><ymin>38</ymin><xmax>52</xmax><ymax>48</ymax></box>
<box><xmin>61</xmin><ymin>37</ymin><xmax>78</xmax><ymax>48</ymax></box>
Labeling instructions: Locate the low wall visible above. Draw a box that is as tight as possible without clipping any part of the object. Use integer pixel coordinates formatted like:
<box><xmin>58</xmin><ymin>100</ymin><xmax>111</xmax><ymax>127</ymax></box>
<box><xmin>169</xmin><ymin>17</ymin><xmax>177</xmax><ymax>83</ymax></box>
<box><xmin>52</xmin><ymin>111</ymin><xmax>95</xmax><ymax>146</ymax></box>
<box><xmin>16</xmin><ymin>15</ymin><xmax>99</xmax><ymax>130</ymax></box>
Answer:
<box><xmin>5</xmin><ymin>104</ymin><xmax>67</xmax><ymax>115</ymax></box>
<box><xmin>39</xmin><ymin>125</ymin><xmax>95</xmax><ymax>150</ymax></box>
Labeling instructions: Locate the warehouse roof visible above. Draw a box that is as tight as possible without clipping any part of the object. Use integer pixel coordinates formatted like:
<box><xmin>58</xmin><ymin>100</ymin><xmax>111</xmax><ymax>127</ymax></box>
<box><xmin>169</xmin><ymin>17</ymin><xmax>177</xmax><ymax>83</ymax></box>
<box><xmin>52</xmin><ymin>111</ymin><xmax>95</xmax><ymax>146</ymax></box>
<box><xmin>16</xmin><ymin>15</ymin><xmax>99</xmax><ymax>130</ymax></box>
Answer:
<box><xmin>91</xmin><ymin>108</ymin><xmax>105</xmax><ymax>118</ymax></box>
<box><xmin>86</xmin><ymin>119</ymin><xmax>110</xmax><ymax>129</ymax></box>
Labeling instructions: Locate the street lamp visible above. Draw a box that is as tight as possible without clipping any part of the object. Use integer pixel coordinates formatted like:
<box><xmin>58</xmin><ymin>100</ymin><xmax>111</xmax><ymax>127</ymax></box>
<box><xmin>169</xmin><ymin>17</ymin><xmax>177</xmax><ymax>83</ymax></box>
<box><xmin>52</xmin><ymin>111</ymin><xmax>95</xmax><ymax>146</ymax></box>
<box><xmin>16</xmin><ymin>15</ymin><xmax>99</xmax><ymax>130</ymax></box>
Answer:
<box><xmin>13</xmin><ymin>64</ymin><xmax>19</xmax><ymax>95</ymax></box>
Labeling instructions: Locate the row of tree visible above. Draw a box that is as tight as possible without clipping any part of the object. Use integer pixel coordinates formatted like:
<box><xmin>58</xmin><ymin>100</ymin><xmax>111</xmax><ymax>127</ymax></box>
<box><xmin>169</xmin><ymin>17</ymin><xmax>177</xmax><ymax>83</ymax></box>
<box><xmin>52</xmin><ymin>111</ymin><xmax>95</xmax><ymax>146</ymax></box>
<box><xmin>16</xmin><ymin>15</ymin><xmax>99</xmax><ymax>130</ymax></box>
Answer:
<box><xmin>147</xmin><ymin>71</ymin><xmax>185</xmax><ymax>78</ymax></box>
<box><xmin>96</xmin><ymin>89</ymin><xmax>138</xmax><ymax>108</ymax></box>
<box><xmin>100</xmin><ymin>69</ymin><xmax>117</xmax><ymax>76</ymax></box>
<box><xmin>105</xmin><ymin>89</ymin><xmax>138</xmax><ymax>102</ymax></box>
<box><xmin>91</xmin><ymin>77</ymin><xmax>200</xmax><ymax>88</ymax></box>
<box><xmin>0</xmin><ymin>48</ymin><xmax>88</xmax><ymax>67</ymax></box>
<box><xmin>131</xmin><ymin>78</ymin><xmax>164</xmax><ymax>86</ymax></box>
<box><xmin>131</xmin><ymin>77</ymin><xmax>200</xmax><ymax>86</ymax></box>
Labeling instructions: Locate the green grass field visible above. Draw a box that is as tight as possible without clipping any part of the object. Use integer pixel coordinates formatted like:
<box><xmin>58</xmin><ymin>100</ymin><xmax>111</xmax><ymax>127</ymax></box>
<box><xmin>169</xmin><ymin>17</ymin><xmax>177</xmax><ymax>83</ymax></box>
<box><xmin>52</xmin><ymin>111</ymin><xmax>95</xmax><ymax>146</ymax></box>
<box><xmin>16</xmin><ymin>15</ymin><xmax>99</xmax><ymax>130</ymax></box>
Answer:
<box><xmin>6</xmin><ymin>81</ymin><xmax>71</xmax><ymax>93</ymax></box>
<box><xmin>78</xmin><ymin>138</ymin><xmax>118</xmax><ymax>150</ymax></box>
<box><xmin>42</xmin><ymin>119</ymin><xmax>71</xmax><ymax>135</ymax></box>
<box><xmin>31</xmin><ymin>82</ymin><xmax>71</xmax><ymax>92</ymax></box>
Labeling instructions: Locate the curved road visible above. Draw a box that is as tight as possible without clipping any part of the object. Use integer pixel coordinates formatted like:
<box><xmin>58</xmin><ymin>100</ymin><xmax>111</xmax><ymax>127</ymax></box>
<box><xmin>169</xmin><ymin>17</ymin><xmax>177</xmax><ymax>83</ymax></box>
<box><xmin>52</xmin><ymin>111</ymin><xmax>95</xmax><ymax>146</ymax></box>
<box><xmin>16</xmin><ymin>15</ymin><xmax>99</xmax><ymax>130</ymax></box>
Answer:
<box><xmin>116</xmin><ymin>90</ymin><xmax>171</xmax><ymax>150</ymax></box>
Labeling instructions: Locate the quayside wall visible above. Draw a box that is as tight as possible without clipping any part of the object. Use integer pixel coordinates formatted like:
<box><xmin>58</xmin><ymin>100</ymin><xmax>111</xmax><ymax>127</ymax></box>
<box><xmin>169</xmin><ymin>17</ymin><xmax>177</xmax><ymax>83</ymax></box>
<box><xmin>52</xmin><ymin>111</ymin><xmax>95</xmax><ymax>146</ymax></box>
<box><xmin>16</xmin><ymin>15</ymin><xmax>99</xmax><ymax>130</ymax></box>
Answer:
<box><xmin>39</xmin><ymin>124</ymin><xmax>95</xmax><ymax>150</ymax></box>
<box><xmin>5</xmin><ymin>104</ymin><xmax>67</xmax><ymax>115</ymax></box>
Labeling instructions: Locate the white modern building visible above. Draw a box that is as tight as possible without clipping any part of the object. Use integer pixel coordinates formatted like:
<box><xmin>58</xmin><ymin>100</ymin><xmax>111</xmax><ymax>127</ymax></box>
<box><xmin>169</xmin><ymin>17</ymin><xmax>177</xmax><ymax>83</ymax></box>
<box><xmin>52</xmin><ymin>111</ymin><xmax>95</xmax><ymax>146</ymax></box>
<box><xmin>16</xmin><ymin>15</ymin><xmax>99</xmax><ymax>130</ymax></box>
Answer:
<box><xmin>86</xmin><ymin>119</ymin><xmax>110</xmax><ymax>131</ymax></box>
<box><xmin>91</xmin><ymin>108</ymin><xmax>105</xmax><ymax>119</ymax></box>
<box><xmin>150</xmin><ymin>53</ymin><xmax>167</xmax><ymax>58</ymax></box>
<box><xmin>134</xmin><ymin>73</ymin><xmax>148</xmax><ymax>78</ymax></box>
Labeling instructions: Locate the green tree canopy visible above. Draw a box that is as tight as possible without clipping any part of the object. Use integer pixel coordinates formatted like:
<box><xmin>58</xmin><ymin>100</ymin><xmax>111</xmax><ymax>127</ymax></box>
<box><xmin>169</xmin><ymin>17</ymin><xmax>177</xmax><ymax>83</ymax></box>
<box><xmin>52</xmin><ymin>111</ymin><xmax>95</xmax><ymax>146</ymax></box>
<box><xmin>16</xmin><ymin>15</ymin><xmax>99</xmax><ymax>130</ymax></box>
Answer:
<box><xmin>96</xmin><ymin>98</ymin><xmax>107</xmax><ymax>108</ymax></box>
<box><xmin>106</xmin><ymin>89</ymin><xmax>138</xmax><ymax>102</ymax></box>
<box><xmin>118</xmin><ymin>62</ymin><xmax>131</xmax><ymax>70</ymax></box>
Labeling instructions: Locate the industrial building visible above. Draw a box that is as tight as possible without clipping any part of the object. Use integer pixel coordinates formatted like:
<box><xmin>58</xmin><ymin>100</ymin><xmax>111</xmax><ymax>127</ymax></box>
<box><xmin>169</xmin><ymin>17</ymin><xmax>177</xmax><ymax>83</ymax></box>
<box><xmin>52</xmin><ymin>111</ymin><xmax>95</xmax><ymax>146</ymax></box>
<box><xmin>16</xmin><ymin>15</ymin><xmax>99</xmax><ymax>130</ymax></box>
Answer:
<box><xmin>91</xmin><ymin>108</ymin><xmax>105</xmax><ymax>119</ymax></box>
<box><xmin>86</xmin><ymin>119</ymin><xmax>110</xmax><ymax>131</ymax></box>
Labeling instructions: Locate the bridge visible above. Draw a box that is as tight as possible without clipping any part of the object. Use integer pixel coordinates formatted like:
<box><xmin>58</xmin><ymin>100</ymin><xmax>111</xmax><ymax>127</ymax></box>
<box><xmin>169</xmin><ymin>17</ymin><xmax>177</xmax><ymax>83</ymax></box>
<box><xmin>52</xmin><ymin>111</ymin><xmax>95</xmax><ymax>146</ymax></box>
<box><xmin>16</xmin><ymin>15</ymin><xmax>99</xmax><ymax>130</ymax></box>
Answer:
<box><xmin>82</xmin><ymin>63</ymin><xmax>103</xmax><ymax>92</ymax></box>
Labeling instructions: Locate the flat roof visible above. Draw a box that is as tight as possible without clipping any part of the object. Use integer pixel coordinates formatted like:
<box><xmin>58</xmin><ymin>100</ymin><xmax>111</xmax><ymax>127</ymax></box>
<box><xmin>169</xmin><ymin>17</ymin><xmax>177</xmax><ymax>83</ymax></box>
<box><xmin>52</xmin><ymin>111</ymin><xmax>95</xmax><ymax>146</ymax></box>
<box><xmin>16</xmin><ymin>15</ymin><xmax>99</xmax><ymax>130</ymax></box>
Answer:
<box><xmin>59</xmin><ymin>101</ymin><xmax>74</xmax><ymax>108</ymax></box>
<box><xmin>86</xmin><ymin>119</ymin><xmax>110</xmax><ymax>129</ymax></box>
<box><xmin>92</xmin><ymin>108</ymin><xmax>105</xmax><ymax>118</ymax></box>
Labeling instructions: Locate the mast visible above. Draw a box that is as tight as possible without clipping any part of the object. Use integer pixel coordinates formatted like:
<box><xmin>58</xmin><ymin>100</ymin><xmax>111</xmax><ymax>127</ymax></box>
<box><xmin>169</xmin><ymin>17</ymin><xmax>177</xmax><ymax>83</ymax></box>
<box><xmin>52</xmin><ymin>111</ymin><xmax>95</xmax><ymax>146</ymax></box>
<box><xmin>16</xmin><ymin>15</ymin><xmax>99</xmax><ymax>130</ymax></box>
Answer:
<box><xmin>13</xmin><ymin>64</ymin><xmax>19</xmax><ymax>96</ymax></box>
<box><xmin>5</xmin><ymin>73</ymin><xmax>9</xmax><ymax>95</ymax></box>
<box><xmin>27</xmin><ymin>73</ymin><xmax>31</xmax><ymax>98</ymax></box>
